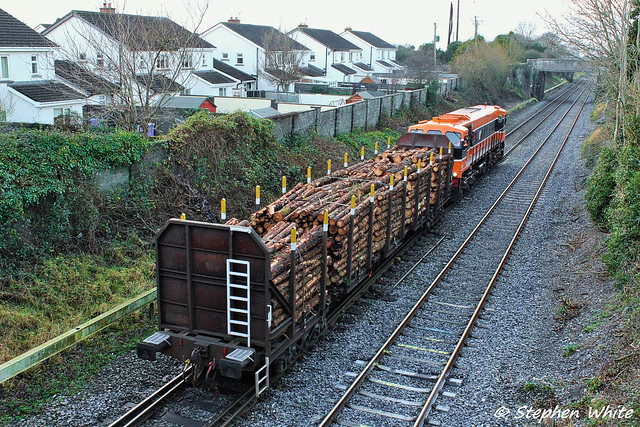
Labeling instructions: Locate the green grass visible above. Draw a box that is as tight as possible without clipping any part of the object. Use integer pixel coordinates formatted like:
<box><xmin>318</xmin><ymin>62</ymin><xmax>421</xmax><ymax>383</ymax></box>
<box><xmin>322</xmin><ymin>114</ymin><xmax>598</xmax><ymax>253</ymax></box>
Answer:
<box><xmin>0</xmin><ymin>312</ymin><xmax>157</xmax><ymax>424</ymax></box>
<box><xmin>562</xmin><ymin>343</ymin><xmax>579</xmax><ymax>357</ymax></box>
<box><xmin>0</xmin><ymin>239</ymin><xmax>154</xmax><ymax>363</ymax></box>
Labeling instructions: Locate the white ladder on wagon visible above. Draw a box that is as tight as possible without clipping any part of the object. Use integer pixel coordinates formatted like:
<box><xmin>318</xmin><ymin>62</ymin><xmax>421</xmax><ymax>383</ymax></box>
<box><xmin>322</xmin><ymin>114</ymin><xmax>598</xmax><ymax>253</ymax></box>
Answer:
<box><xmin>226</xmin><ymin>259</ymin><xmax>251</xmax><ymax>347</ymax></box>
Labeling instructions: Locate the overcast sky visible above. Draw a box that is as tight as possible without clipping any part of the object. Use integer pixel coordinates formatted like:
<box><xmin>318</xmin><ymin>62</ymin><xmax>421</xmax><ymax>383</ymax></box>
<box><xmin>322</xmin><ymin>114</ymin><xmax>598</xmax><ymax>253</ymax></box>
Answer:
<box><xmin>4</xmin><ymin>0</ymin><xmax>571</xmax><ymax>49</ymax></box>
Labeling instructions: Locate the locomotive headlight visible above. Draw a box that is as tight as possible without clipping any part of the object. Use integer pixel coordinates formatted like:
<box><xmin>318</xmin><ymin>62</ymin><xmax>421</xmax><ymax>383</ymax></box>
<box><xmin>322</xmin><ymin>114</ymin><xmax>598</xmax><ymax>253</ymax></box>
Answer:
<box><xmin>453</xmin><ymin>172</ymin><xmax>458</xmax><ymax>177</ymax></box>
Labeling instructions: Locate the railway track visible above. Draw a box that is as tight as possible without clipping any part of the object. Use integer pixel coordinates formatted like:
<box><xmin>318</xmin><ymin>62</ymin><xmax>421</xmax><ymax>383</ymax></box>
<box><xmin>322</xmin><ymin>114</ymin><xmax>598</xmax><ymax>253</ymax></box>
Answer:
<box><xmin>107</xmin><ymin>82</ymin><xmax>586</xmax><ymax>427</ymax></box>
<box><xmin>317</xmin><ymin>85</ymin><xmax>591</xmax><ymax>426</ymax></box>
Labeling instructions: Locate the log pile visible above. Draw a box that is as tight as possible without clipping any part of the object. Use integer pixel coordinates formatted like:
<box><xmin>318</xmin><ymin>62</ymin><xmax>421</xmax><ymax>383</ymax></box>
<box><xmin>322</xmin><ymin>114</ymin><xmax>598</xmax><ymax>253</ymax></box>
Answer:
<box><xmin>239</xmin><ymin>146</ymin><xmax>452</xmax><ymax>327</ymax></box>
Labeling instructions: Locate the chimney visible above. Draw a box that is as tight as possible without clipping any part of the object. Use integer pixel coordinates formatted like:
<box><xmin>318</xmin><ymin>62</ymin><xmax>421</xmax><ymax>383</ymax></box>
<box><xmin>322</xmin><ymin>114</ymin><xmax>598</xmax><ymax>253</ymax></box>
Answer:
<box><xmin>99</xmin><ymin>2</ymin><xmax>116</xmax><ymax>13</ymax></box>
<box><xmin>298</xmin><ymin>23</ymin><xmax>308</xmax><ymax>28</ymax></box>
<box><xmin>228</xmin><ymin>16</ymin><xmax>240</xmax><ymax>23</ymax></box>
<box><xmin>344</xmin><ymin>27</ymin><xmax>352</xmax><ymax>32</ymax></box>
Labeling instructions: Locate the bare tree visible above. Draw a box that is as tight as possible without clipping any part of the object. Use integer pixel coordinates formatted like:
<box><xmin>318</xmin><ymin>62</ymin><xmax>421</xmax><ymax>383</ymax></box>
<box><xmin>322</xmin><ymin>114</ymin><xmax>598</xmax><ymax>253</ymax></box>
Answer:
<box><xmin>545</xmin><ymin>0</ymin><xmax>631</xmax><ymax>142</ymax></box>
<box><xmin>405</xmin><ymin>49</ymin><xmax>435</xmax><ymax>86</ymax></box>
<box><xmin>47</xmin><ymin>4</ymin><xmax>210</xmax><ymax>133</ymax></box>
<box><xmin>260</xmin><ymin>29</ymin><xmax>307</xmax><ymax>92</ymax></box>
<box><xmin>514</xmin><ymin>21</ymin><xmax>537</xmax><ymax>40</ymax></box>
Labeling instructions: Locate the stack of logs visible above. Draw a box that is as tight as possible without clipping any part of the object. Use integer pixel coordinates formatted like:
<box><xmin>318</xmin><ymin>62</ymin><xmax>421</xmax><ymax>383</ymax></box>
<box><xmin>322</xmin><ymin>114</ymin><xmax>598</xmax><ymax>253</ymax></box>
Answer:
<box><xmin>226</xmin><ymin>145</ymin><xmax>452</xmax><ymax>326</ymax></box>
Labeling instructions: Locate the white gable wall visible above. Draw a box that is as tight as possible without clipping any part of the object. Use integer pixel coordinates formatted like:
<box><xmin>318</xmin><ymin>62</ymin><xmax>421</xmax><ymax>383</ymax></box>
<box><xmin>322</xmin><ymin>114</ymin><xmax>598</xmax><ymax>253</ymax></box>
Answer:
<box><xmin>204</xmin><ymin>25</ymin><xmax>260</xmax><ymax>78</ymax></box>
<box><xmin>0</xmin><ymin>49</ymin><xmax>57</xmax><ymax>82</ymax></box>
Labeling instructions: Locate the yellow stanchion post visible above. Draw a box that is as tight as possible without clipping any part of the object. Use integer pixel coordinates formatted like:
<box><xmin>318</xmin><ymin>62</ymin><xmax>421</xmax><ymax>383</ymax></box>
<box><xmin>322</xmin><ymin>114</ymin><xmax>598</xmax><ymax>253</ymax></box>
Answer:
<box><xmin>221</xmin><ymin>198</ymin><xmax>226</xmax><ymax>222</ymax></box>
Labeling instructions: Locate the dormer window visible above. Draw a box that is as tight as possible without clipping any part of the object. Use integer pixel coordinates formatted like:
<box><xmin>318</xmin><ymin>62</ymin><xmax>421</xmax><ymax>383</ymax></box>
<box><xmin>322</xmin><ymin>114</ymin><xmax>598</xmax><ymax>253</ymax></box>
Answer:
<box><xmin>31</xmin><ymin>56</ymin><xmax>38</xmax><ymax>74</ymax></box>
<box><xmin>1</xmin><ymin>57</ymin><xmax>8</xmax><ymax>79</ymax></box>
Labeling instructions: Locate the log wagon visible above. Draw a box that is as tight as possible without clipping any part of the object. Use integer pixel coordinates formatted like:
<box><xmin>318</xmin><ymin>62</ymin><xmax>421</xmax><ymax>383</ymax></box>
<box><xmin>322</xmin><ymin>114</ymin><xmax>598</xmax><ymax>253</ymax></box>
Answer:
<box><xmin>137</xmin><ymin>105</ymin><xmax>506</xmax><ymax>394</ymax></box>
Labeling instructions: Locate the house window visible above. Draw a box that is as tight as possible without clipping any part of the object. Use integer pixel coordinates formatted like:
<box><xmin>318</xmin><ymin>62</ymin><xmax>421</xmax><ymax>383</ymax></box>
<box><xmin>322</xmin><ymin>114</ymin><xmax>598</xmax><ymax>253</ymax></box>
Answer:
<box><xmin>310</xmin><ymin>52</ymin><xmax>315</xmax><ymax>61</ymax></box>
<box><xmin>202</xmin><ymin>55</ymin><xmax>207</xmax><ymax>66</ymax></box>
<box><xmin>219</xmin><ymin>87</ymin><xmax>227</xmax><ymax>96</ymax></box>
<box><xmin>54</xmin><ymin>108</ymin><xmax>70</xmax><ymax>117</ymax></box>
<box><xmin>182</xmin><ymin>55</ymin><xmax>193</xmax><ymax>68</ymax></box>
<box><xmin>349</xmin><ymin>52</ymin><xmax>353</xmax><ymax>62</ymax></box>
<box><xmin>157</xmin><ymin>54</ymin><xmax>168</xmax><ymax>69</ymax></box>
<box><xmin>222</xmin><ymin>52</ymin><xmax>229</xmax><ymax>61</ymax></box>
<box><xmin>340</xmin><ymin>52</ymin><xmax>345</xmax><ymax>62</ymax></box>
<box><xmin>182</xmin><ymin>88</ymin><xmax>191</xmax><ymax>95</ymax></box>
<box><xmin>1</xmin><ymin>57</ymin><xmax>8</xmax><ymax>79</ymax></box>
<box><xmin>236</xmin><ymin>53</ymin><xmax>243</xmax><ymax>65</ymax></box>
<box><xmin>97</xmin><ymin>53</ymin><xmax>105</xmax><ymax>67</ymax></box>
<box><xmin>31</xmin><ymin>56</ymin><xmax>38</xmax><ymax>74</ymax></box>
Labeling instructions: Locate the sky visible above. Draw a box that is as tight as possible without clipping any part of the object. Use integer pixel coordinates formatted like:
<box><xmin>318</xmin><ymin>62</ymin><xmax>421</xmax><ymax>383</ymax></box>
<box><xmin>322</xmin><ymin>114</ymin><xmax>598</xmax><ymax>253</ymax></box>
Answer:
<box><xmin>3</xmin><ymin>0</ymin><xmax>571</xmax><ymax>49</ymax></box>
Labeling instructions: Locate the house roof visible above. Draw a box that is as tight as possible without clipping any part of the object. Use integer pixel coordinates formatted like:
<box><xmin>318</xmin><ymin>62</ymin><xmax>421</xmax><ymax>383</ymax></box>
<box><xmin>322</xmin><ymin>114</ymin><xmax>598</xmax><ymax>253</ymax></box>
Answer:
<box><xmin>55</xmin><ymin>60</ymin><xmax>118</xmax><ymax>95</ymax></box>
<box><xmin>53</xmin><ymin>10</ymin><xmax>214</xmax><ymax>50</ymax></box>
<box><xmin>300</xmin><ymin>64</ymin><xmax>324</xmax><ymax>77</ymax></box>
<box><xmin>0</xmin><ymin>9</ymin><xmax>57</xmax><ymax>48</ymax></box>
<box><xmin>213</xmin><ymin>59</ymin><xmax>255</xmax><ymax>81</ymax></box>
<box><xmin>222</xmin><ymin>22</ymin><xmax>309</xmax><ymax>50</ymax></box>
<box><xmin>265</xmin><ymin>68</ymin><xmax>301</xmax><ymax>81</ymax></box>
<box><xmin>9</xmin><ymin>80</ymin><xmax>85</xmax><ymax>103</ymax></box>
<box><xmin>376</xmin><ymin>60</ymin><xmax>395</xmax><ymax>68</ymax></box>
<box><xmin>163</xmin><ymin>95</ymin><xmax>214</xmax><ymax>109</ymax></box>
<box><xmin>248</xmin><ymin>107</ymin><xmax>281</xmax><ymax>119</ymax></box>
<box><xmin>295</xmin><ymin>27</ymin><xmax>360</xmax><ymax>51</ymax></box>
<box><xmin>353</xmin><ymin>62</ymin><xmax>373</xmax><ymax>71</ymax></box>
<box><xmin>390</xmin><ymin>59</ymin><xmax>404</xmax><ymax>67</ymax></box>
<box><xmin>348</xmin><ymin>30</ymin><xmax>395</xmax><ymax>49</ymax></box>
<box><xmin>194</xmin><ymin>70</ymin><xmax>235</xmax><ymax>85</ymax></box>
<box><xmin>135</xmin><ymin>74</ymin><xmax>185</xmax><ymax>93</ymax></box>
<box><xmin>331</xmin><ymin>63</ymin><xmax>357</xmax><ymax>75</ymax></box>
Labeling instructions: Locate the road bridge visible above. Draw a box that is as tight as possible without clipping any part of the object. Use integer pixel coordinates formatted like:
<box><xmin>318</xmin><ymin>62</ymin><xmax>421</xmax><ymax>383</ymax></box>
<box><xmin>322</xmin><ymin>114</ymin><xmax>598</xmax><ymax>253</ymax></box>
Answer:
<box><xmin>527</xmin><ymin>58</ymin><xmax>585</xmax><ymax>99</ymax></box>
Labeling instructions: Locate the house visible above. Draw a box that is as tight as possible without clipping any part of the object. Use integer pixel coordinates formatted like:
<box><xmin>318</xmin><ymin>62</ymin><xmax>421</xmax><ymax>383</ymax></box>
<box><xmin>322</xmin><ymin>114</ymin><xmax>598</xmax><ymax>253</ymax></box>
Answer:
<box><xmin>42</xmin><ymin>4</ymin><xmax>225</xmax><ymax>105</ymax></box>
<box><xmin>0</xmin><ymin>8</ymin><xmax>86</xmax><ymax>124</ymax></box>
<box><xmin>288</xmin><ymin>25</ymin><xmax>363</xmax><ymax>84</ymax></box>
<box><xmin>202</xmin><ymin>19</ymin><xmax>310</xmax><ymax>92</ymax></box>
<box><xmin>340</xmin><ymin>29</ymin><xmax>405</xmax><ymax>84</ymax></box>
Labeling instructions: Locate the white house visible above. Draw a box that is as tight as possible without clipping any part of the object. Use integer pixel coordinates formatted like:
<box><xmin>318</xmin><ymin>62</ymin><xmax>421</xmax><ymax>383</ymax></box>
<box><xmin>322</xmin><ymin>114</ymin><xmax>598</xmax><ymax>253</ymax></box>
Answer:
<box><xmin>289</xmin><ymin>25</ymin><xmax>363</xmax><ymax>84</ymax></box>
<box><xmin>202</xmin><ymin>19</ymin><xmax>310</xmax><ymax>92</ymax></box>
<box><xmin>340</xmin><ymin>29</ymin><xmax>405</xmax><ymax>84</ymax></box>
<box><xmin>189</xmin><ymin>59</ymin><xmax>257</xmax><ymax>97</ymax></box>
<box><xmin>42</xmin><ymin>4</ymin><xmax>225</xmax><ymax>103</ymax></box>
<box><xmin>0</xmin><ymin>8</ymin><xmax>85</xmax><ymax>124</ymax></box>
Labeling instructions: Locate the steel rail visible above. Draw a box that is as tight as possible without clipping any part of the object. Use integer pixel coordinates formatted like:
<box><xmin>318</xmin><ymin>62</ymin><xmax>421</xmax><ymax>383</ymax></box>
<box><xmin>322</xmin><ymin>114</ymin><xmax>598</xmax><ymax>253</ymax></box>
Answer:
<box><xmin>318</xmin><ymin>84</ymin><xmax>589</xmax><ymax>427</ymax></box>
<box><xmin>108</xmin><ymin>366</ymin><xmax>193</xmax><ymax>427</ymax></box>
<box><xmin>505</xmin><ymin>81</ymin><xmax>579</xmax><ymax>138</ymax></box>
<box><xmin>504</xmin><ymin>81</ymin><xmax>584</xmax><ymax>157</ymax></box>
<box><xmin>414</xmin><ymin>86</ymin><xmax>591</xmax><ymax>427</ymax></box>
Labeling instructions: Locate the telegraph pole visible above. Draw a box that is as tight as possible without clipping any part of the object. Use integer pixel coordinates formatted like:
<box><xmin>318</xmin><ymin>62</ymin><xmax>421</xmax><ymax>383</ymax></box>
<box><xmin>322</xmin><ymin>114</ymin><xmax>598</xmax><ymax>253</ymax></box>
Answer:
<box><xmin>456</xmin><ymin>0</ymin><xmax>460</xmax><ymax>42</ymax></box>
<box><xmin>433</xmin><ymin>22</ymin><xmax>437</xmax><ymax>66</ymax></box>
<box><xmin>474</xmin><ymin>15</ymin><xmax>479</xmax><ymax>38</ymax></box>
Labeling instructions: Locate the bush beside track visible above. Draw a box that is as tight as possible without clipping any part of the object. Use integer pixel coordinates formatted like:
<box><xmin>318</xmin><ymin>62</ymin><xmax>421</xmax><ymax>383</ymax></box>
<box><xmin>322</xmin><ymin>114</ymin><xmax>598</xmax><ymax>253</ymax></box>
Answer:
<box><xmin>582</xmin><ymin>101</ymin><xmax>640</xmax><ymax>422</ymax></box>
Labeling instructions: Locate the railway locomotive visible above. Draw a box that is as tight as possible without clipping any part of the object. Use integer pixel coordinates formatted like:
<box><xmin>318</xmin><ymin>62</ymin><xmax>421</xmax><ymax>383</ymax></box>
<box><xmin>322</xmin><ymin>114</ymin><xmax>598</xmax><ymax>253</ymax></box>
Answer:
<box><xmin>137</xmin><ymin>104</ymin><xmax>507</xmax><ymax>394</ymax></box>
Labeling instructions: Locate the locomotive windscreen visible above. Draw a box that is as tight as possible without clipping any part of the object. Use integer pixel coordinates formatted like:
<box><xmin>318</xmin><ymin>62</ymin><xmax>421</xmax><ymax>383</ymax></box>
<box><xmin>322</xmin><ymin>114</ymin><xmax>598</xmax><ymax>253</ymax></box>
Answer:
<box><xmin>397</xmin><ymin>131</ymin><xmax>456</xmax><ymax>149</ymax></box>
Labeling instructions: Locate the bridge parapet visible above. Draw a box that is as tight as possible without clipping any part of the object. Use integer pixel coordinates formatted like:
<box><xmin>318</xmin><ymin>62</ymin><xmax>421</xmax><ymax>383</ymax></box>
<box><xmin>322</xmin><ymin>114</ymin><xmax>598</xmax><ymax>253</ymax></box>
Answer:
<box><xmin>527</xmin><ymin>58</ymin><xmax>584</xmax><ymax>73</ymax></box>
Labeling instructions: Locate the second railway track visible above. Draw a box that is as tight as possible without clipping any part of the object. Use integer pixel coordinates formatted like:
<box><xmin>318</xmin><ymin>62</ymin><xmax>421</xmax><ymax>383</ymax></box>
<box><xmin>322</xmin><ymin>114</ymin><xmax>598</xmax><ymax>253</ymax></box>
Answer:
<box><xmin>317</xmin><ymin>85</ymin><xmax>592</xmax><ymax>426</ymax></box>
